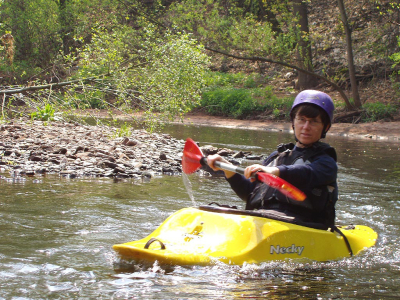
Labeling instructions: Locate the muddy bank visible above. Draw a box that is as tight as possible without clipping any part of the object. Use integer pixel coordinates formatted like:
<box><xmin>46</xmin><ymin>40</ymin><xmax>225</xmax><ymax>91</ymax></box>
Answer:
<box><xmin>179</xmin><ymin>113</ymin><xmax>400</xmax><ymax>142</ymax></box>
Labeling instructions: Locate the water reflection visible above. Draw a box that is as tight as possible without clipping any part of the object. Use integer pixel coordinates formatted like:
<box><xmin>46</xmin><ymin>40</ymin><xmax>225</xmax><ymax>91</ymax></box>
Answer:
<box><xmin>1</xmin><ymin>124</ymin><xmax>400</xmax><ymax>299</ymax></box>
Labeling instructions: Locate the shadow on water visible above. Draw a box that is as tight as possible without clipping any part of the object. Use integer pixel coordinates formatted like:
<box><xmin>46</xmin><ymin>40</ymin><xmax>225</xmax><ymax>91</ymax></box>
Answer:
<box><xmin>1</xmin><ymin>123</ymin><xmax>400</xmax><ymax>299</ymax></box>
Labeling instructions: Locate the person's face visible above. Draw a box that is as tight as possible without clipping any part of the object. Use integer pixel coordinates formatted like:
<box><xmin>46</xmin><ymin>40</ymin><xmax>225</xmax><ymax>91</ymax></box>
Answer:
<box><xmin>293</xmin><ymin>113</ymin><xmax>325</xmax><ymax>147</ymax></box>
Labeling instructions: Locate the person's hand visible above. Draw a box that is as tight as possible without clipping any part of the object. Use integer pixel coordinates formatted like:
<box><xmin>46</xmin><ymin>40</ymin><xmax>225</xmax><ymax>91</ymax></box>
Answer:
<box><xmin>244</xmin><ymin>164</ymin><xmax>280</xmax><ymax>182</ymax></box>
<box><xmin>206</xmin><ymin>154</ymin><xmax>236</xmax><ymax>178</ymax></box>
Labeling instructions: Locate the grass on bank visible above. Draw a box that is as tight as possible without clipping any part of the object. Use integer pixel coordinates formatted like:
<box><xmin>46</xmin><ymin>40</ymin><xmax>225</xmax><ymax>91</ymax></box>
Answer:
<box><xmin>200</xmin><ymin>71</ymin><xmax>293</xmax><ymax>120</ymax></box>
<box><xmin>199</xmin><ymin>71</ymin><xmax>400</xmax><ymax>122</ymax></box>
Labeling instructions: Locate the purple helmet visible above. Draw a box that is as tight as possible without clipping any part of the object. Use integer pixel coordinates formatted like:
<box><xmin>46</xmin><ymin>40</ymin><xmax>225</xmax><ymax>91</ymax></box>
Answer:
<box><xmin>291</xmin><ymin>90</ymin><xmax>334</xmax><ymax>124</ymax></box>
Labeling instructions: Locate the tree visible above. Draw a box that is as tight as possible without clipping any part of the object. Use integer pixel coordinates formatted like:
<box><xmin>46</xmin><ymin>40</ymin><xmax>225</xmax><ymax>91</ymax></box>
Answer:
<box><xmin>1</xmin><ymin>24</ymin><xmax>210</xmax><ymax>130</ymax></box>
<box><xmin>293</xmin><ymin>0</ymin><xmax>314</xmax><ymax>89</ymax></box>
<box><xmin>165</xmin><ymin>0</ymin><xmax>355</xmax><ymax>107</ymax></box>
<box><xmin>0</xmin><ymin>0</ymin><xmax>60</xmax><ymax>67</ymax></box>
<box><xmin>2</xmin><ymin>0</ymin><xmax>398</xmax><ymax>118</ymax></box>
<box><xmin>57</xmin><ymin>0</ymin><xmax>75</xmax><ymax>55</ymax></box>
<box><xmin>337</xmin><ymin>0</ymin><xmax>361</xmax><ymax>108</ymax></box>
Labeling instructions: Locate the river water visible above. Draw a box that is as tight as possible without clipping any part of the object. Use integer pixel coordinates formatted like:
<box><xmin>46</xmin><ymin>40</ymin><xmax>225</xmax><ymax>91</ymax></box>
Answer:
<box><xmin>1</xmin><ymin>124</ymin><xmax>399</xmax><ymax>299</ymax></box>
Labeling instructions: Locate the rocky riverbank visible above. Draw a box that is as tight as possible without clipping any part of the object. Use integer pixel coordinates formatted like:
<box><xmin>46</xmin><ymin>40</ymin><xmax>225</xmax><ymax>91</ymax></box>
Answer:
<box><xmin>0</xmin><ymin>119</ymin><xmax>244</xmax><ymax>181</ymax></box>
<box><xmin>0</xmin><ymin>120</ymin><xmax>187</xmax><ymax>180</ymax></box>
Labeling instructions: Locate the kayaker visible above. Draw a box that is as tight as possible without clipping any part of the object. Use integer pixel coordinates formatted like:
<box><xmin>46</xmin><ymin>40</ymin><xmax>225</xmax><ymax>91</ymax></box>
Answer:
<box><xmin>206</xmin><ymin>90</ymin><xmax>338</xmax><ymax>229</ymax></box>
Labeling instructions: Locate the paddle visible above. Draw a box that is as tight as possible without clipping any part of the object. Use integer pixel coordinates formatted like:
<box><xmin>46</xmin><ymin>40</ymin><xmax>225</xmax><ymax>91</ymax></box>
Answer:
<box><xmin>182</xmin><ymin>138</ymin><xmax>306</xmax><ymax>201</ymax></box>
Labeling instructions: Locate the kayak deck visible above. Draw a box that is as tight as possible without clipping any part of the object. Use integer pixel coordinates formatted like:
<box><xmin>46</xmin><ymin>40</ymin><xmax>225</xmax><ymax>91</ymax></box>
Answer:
<box><xmin>113</xmin><ymin>206</ymin><xmax>377</xmax><ymax>266</ymax></box>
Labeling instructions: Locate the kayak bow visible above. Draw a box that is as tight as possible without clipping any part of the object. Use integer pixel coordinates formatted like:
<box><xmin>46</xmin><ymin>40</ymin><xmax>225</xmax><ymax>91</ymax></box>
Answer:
<box><xmin>113</xmin><ymin>206</ymin><xmax>377</xmax><ymax>265</ymax></box>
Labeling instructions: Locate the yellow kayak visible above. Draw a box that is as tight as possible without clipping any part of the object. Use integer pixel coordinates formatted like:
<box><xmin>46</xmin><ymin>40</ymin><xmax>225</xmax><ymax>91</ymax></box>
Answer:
<box><xmin>113</xmin><ymin>205</ymin><xmax>377</xmax><ymax>265</ymax></box>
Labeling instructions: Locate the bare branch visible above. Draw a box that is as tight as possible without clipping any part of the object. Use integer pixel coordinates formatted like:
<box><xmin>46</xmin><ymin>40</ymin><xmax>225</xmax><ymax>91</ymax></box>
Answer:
<box><xmin>0</xmin><ymin>77</ymin><xmax>99</xmax><ymax>95</ymax></box>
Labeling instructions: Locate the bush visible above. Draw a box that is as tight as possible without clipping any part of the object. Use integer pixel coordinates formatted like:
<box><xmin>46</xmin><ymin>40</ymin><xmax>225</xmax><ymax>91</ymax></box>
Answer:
<box><xmin>201</xmin><ymin>87</ymin><xmax>267</xmax><ymax>118</ymax></box>
<box><xmin>200</xmin><ymin>75</ymin><xmax>294</xmax><ymax>119</ymax></box>
<box><xmin>204</xmin><ymin>71</ymin><xmax>267</xmax><ymax>89</ymax></box>
<box><xmin>30</xmin><ymin>104</ymin><xmax>56</xmax><ymax>121</ymax></box>
<box><xmin>204</xmin><ymin>72</ymin><xmax>245</xmax><ymax>87</ymax></box>
<box><xmin>362</xmin><ymin>102</ymin><xmax>398</xmax><ymax>122</ymax></box>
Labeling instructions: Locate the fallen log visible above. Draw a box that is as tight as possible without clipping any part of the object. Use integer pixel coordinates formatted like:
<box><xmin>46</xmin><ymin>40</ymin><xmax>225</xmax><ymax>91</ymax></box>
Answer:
<box><xmin>0</xmin><ymin>77</ymin><xmax>99</xmax><ymax>95</ymax></box>
<box><xmin>333</xmin><ymin>110</ymin><xmax>364</xmax><ymax>123</ymax></box>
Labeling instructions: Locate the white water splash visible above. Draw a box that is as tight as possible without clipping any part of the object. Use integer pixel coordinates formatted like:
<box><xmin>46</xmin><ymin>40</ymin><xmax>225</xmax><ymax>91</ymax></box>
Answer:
<box><xmin>182</xmin><ymin>173</ymin><xmax>197</xmax><ymax>207</ymax></box>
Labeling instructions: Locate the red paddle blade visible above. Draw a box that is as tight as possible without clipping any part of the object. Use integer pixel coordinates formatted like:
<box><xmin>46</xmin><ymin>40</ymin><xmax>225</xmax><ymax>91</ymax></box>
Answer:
<box><xmin>257</xmin><ymin>172</ymin><xmax>306</xmax><ymax>201</ymax></box>
<box><xmin>182</xmin><ymin>138</ymin><xmax>204</xmax><ymax>174</ymax></box>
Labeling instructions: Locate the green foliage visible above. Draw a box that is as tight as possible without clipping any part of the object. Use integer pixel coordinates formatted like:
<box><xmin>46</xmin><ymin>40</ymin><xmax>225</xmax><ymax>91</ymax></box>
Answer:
<box><xmin>204</xmin><ymin>72</ymin><xmax>242</xmax><ymax>87</ymax></box>
<box><xmin>204</xmin><ymin>71</ymin><xmax>267</xmax><ymax>88</ymax></box>
<box><xmin>61</xmin><ymin>25</ymin><xmax>210</xmax><ymax>130</ymax></box>
<box><xmin>1</xmin><ymin>0</ymin><xmax>210</xmax><ymax>130</ymax></box>
<box><xmin>166</xmin><ymin>0</ymin><xmax>295</xmax><ymax>59</ymax></box>
<box><xmin>261</xmin><ymin>88</ymin><xmax>293</xmax><ymax>119</ymax></box>
<box><xmin>362</xmin><ymin>102</ymin><xmax>398</xmax><ymax>122</ymax></box>
<box><xmin>0</xmin><ymin>0</ymin><xmax>120</xmax><ymax>83</ymax></box>
<box><xmin>141</xmin><ymin>36</ymin><xmax>209</xmax><ymax>129</ymax></box>
<box><xmin>201</xmin><ymin>73</ymin><xmax>293</xmax><ymax>119</ymax></box>
<box><xmin>201</xmin><ymin>87</ymin><xmax>263</xmax><ymax>118</ymax></box>
<box><xmin>391</xmin><ymin>51</ymin><xmax>400</xmax><ymax>69</ymax></box>
<box><xmin>72</xmin><ymin>26</ymin><xmax>130</xmax><ymax>78</ymax></box>
<box><xmin>30</xmin><ymin>104</ymin><xmax>56</xmax><ymax>121</ymax></box>
<box><xmin>0</xmin><ymin>60</ymin><xmax>43</xmax><ymax>83</ymax></box>
<box><xmin>60</xmin><ymin>89</ymin><xmax>108</xmax><ymax>109</ymax></box>
<box><xmin>390</xmin><ymin>36</ymin><xmax>400</xmax><ymax>72</ymax></box>
<box><xmin>1</xmin><ymin>0</ymin><xmax>399</xmax><ymax>128</ymax></box>
<box><xmin>114</xmin><ymin>122</ymin><xmax>132</xmax><ymax>138</ymax></box>
<box><xmin>0</xmin><ymin>0</ymin><xmax>61</xmax><ymax>66</ymax></box>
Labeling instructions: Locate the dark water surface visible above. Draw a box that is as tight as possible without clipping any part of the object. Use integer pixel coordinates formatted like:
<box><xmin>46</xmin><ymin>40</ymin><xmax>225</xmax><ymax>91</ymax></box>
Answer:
<box><xmin>1</xmin><ymin>124</ymin><xmax>400</xmax><ymax>299</ymax></box>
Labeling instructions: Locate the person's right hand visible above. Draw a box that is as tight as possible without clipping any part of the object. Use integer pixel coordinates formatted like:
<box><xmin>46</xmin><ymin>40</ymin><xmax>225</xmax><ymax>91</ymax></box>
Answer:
<box><xmin>206</xmin><ymin>154</ymin><xmax>236</xmax><ymax>178</ymax></box>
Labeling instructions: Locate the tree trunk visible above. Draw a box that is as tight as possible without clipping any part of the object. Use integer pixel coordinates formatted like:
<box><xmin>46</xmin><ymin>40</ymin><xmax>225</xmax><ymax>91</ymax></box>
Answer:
<box><xmin>258</xmin><ymin>0</ymin><xmax>281</xmax><ymax>32</ymax></box>
<box><xmin>293</xmin><ymin>0</ymin><xmax>314</xmax><ymax>89</ymax></box>
<box><xmin>337</xmin><ymin>0</ymin><xmax>361</xmax><ymax>108</ymax></box>
<box><xmin>59</xmin><ymin>0</ymin><xmax>74</xmax><ymax>55</ymax></box>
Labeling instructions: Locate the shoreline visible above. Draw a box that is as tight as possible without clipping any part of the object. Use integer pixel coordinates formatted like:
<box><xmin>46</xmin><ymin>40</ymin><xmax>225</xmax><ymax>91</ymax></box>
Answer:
<box><xmin>178</xmin><ymin>113</ymin><xmax>400</xmax><ymax>142</ymax></box>
<box><xmin>66</xmin><ymin>109</ymin><xmax>400</xmax><ymax>142</ymax></box>
<box><xmin>1</xmin><ymin>116</ymin><xmax>398</xmax><ymax>181</ymax></box>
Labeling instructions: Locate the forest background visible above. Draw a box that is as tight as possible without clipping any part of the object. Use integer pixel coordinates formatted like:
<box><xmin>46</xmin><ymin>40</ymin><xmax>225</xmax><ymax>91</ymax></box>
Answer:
<box><xmin>1</xmin><ymin>0</ymin><xmax>400</xmax><ymax>132</ymax></box>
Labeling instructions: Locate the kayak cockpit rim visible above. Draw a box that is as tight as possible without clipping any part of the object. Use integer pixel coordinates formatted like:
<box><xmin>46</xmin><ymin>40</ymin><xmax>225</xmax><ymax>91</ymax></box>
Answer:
<box><xmin>198</xmin><ymin>205</ymin><xmax>327</xmax><ymax>230</ymax></box>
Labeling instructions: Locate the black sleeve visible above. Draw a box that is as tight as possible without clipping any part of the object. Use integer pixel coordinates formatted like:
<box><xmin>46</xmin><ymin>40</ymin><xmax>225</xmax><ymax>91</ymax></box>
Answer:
<box><xmin>226</xmin><ymin>150</ymin><xmax>278</xmax><ymax>202</ymax></box>
<box><xmin>226</xmin><ymin>173</ymin><xmax>257</xmax><ymax>202</ymax></box>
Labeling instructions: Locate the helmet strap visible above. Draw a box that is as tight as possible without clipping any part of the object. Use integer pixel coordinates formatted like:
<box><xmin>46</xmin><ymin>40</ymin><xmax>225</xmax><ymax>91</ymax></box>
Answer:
<box><xmin>322</xmin><ymin>124</ymin><xmax>331</xmax><ymax>139</ymax></box>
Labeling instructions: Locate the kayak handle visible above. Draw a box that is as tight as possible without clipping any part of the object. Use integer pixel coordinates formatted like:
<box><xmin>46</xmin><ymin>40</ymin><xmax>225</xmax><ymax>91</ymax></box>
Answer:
<box><xmin>144</xmin><ymin>238</ymin><xmax>166</xmax><ymax>250</ymax></box>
